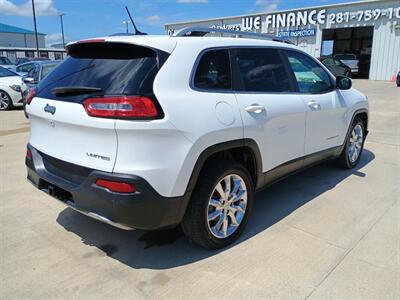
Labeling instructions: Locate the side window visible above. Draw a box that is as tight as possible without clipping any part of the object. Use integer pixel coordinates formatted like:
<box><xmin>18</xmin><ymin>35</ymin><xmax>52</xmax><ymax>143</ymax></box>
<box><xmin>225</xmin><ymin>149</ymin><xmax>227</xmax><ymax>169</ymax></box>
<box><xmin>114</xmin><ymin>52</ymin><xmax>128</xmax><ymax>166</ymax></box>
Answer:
<box><xmin>28</xmin><ymin>65</ymin><xmax>39</xmax><ymax>81</ymax></box>
<box><xmin>286</xmin><ymin>51</ymin><xmax>333</xmax><ymax>94</ymax></box>
<box><xmin>235</xmin><ymin>48</ymin><xmax>291</xmax><ymax>93</ymax></box>
<box><xmin>194</xmin><ymin>49</ymin><xmax>231</xmax><ymax>90</ymax></box>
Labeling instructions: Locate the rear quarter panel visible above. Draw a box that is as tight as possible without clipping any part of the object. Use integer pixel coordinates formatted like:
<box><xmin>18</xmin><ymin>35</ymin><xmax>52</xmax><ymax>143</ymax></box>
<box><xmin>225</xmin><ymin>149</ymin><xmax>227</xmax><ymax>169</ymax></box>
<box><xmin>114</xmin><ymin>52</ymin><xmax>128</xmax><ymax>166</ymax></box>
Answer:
<box><xmin>152</xmin><ymin>39</ymin><xmax>247</xmax><ymax>197</ymax></box>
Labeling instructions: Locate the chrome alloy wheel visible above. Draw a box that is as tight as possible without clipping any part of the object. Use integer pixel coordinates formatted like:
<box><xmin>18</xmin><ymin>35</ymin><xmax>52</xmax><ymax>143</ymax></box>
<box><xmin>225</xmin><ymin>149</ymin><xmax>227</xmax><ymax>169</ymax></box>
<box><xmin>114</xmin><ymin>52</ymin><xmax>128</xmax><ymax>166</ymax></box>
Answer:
<box><xmin>348</xmin><ymin>124</ymin><xmax>363</xmax><ymax>163</ymax></box>
<box><xmin>0</xmin><ymin>92</ymin><xmax>10</xmax><ymax>110</ymax></box>
<box><xmin>206</xmin><ymin>174</ymin><xmax>247</xmax><ymax>239</ymax></box>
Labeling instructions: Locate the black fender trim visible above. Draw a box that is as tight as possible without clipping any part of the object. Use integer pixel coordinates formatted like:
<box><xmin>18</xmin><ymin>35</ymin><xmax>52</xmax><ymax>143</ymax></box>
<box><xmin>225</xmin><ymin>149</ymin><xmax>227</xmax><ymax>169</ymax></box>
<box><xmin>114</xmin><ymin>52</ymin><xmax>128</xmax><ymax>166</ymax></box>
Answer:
<box><xmin>339</xmin><ymin>108</ymin><xmax>369</xmax><ymax>154</ymax></box>
<box><xmin>184</xmin><ymin>138</ymin><xmax>263</xmax><ymax>195</ymax></box>
<box><xmin>174</xmin><ymin>139</ymin><xmax>263</xmax><ymax>225</ymax></box>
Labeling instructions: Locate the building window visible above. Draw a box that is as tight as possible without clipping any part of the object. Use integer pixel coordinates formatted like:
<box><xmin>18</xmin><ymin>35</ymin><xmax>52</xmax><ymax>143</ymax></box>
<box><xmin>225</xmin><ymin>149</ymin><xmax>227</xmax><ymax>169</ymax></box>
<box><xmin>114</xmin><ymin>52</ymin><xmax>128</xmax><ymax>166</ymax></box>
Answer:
<box><xmin>25</xmin><ymin>51</ymin><xmax>35</xmax><ymax>58</ymax></box>
<box><xmin>39</xmin><ymin>51</ymin><xmax>49</xmax><ymax>58</ymax></box>
<box><xmin>54</xmin><ymin>52</ymin><xmax>63</xmax><ymax>60</ymax></box>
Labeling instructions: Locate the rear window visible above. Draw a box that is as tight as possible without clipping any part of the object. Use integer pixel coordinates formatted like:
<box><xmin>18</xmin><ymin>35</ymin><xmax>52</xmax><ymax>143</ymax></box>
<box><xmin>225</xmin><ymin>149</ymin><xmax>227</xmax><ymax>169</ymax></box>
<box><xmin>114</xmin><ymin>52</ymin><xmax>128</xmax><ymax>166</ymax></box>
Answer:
<box><xmin>36</xmin><ymin>42</ymin><xmax>166</xmax><ymax>103</ymax></box>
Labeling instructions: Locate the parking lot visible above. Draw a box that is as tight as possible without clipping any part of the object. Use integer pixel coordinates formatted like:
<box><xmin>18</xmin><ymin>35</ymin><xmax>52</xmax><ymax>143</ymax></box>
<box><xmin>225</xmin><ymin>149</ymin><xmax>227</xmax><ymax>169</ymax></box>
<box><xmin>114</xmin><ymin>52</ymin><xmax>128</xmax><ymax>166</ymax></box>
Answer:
<box><xmin>1</xmin><ymin>80</ymin><xmax>399</xmax><ymax>299</ymax></box>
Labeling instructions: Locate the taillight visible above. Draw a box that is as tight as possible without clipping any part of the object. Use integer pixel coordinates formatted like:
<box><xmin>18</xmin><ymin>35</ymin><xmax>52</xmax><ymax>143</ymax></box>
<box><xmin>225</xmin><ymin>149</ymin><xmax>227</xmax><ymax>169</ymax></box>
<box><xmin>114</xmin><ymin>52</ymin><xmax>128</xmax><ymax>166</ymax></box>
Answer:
<box><xmin>26</xmin><ymin>148</ymin><xmax>32</xmax><ymax>159</ymax></box>
<box><xmin>83</xmin><ymin>96</ymin><xmax>159</xmax><ymax>119</ymax></box>
<box><xmin>26</xmin><ymin>88</ymin><xmax>36</xmax><ymax>105</ymax></box>
<box><xmin>95</xmin><ymin>179</ymin><xmax>136</xmax><ymax>193</ymax></box>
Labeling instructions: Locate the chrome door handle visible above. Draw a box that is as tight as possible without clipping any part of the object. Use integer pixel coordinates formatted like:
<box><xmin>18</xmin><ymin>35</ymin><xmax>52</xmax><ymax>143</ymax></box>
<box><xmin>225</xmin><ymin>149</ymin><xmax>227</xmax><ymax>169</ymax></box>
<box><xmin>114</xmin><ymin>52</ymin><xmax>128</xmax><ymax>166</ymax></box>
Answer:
<box><xmin>307</xmin><ymin>101</ymin><xmax>321</xmax><ymax>111</ymax></box>
<box><xmin>245</xmin><ymin>104</ymin><xmax>265</xmax><ymax>113</ymax></box>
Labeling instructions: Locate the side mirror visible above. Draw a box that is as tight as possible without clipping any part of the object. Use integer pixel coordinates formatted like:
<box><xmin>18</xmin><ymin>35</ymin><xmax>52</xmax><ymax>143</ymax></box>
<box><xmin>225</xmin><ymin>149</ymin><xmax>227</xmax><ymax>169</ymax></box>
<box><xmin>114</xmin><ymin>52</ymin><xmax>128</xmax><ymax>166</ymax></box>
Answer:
<box><xmin>336</xmin><ymin>76</ymin><xmax>352</xmax><ymax>90</ymax></box>
<box><xmin>23</xmin><ymin>77</ymin><xmax>36</xmax><ymax>84</ymax></box>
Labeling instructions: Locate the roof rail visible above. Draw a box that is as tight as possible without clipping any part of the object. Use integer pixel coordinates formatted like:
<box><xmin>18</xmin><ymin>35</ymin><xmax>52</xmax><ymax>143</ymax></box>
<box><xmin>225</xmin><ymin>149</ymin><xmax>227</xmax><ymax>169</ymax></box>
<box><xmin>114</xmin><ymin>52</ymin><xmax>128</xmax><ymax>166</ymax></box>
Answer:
<box><xmin>173</xmin><ymin>26</ymin><xmax>294</xmax><ymax>45</ymax></box>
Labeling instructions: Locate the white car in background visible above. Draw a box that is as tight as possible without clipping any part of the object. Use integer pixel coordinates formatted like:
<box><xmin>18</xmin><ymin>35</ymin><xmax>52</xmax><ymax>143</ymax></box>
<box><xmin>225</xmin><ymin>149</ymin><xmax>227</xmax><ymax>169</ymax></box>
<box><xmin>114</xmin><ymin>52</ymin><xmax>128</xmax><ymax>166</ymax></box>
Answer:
<box><xmin>334</xmin><ymin>53</ymin><xmax>359</xmax><ymax>75</ymax></box>
<box><xmin>0</xmin><ymin>66</ymin><xmax>25</xmax><ymax>110</ymax></box>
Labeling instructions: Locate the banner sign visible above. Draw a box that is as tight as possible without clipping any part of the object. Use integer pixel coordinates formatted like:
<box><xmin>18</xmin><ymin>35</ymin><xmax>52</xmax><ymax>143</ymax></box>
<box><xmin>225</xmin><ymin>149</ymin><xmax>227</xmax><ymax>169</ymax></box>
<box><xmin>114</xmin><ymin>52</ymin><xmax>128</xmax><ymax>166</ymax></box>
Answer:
<box><xmin>277</xmin><ymin>28</ymin><xmax>316</xmax><ymax>38</ymax></box>
<box><xmin>241</xmin><ymin>6</ymin><xmax>400</xmax><ymax>31</ymax></box>
<box><xmin>167</xmin><ymin>5</ymin><xmax>400</xmax><ymax>35</ymax></box>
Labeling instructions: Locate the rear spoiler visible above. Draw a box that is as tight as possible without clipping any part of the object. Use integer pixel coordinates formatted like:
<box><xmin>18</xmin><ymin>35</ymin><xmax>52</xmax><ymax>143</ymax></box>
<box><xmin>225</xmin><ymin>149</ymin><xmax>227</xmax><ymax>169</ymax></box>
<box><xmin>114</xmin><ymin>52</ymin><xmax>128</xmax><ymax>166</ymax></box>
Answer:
<box><xmin>66</xmin><ymin>41</ymin><xmax>170</xmax><ymax>69</ymax></box>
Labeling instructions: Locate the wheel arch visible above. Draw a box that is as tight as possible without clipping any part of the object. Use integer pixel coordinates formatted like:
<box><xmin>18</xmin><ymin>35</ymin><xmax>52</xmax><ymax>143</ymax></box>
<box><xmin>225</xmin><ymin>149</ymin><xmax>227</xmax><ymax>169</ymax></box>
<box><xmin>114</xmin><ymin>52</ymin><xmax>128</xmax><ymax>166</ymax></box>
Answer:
<box><xmin>354</xmin><ymin>110</ymin><xmax>368</xmax><ymax>132</ymax></box>
<box><xmin>185</xmin><ymin>139</ymin><xmax>263</xmax><ymax>195</ymax></box>
<box><xmin>176</xmin><ymin>138</ymin><xmax>262</xmax><ymax>228</ymax></box>
<box><xmin>339</xmin><ymin>108</ymin><xmax>369</xmax><ymax>155</ymax></box>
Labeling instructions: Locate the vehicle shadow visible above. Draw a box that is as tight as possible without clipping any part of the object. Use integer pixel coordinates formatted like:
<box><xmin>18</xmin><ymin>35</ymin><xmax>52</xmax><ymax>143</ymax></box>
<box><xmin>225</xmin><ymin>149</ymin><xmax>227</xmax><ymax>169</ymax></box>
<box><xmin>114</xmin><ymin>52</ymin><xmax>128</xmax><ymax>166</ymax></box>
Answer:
<box><xmin>56</xmin><ymin>149</ymin><xmax>375</xmax><ymax>270</ymax></box>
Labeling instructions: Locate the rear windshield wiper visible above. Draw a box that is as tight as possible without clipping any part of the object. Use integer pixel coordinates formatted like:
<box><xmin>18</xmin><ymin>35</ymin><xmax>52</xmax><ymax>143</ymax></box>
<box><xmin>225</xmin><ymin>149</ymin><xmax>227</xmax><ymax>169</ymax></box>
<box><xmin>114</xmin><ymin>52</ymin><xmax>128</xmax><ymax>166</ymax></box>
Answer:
<box><xmin>52</xmin><ymin>86</ymin><xmax>103</xmax><ymax>97</ymax></box>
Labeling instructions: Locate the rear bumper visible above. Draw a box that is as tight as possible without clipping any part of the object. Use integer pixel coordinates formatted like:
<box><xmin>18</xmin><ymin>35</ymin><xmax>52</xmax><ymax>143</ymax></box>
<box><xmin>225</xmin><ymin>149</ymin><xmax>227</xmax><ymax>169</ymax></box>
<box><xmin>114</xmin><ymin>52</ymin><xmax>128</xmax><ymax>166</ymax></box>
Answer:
<box><xmin>25</xmin><ymin>144</ymin><xmax>188</xmax><ymax>230</ymax></box>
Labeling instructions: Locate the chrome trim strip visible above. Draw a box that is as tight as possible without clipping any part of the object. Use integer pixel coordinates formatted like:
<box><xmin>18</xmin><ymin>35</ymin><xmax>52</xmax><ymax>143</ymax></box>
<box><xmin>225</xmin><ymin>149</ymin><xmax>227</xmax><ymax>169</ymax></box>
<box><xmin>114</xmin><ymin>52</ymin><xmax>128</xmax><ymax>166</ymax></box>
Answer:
<box><xmin>48</xmin><ymin>193</ymin><xmax>135</xmax><ymax>230</ymax></box>
<box><xmin>66</xmin><ymin>200</ymin><xmax>135</xmax><ymax>230</ymax></box>
<box><xmin>65</xmin><ymin>200</ymin><xmax>135</xmax><ymax>230</ymax></box>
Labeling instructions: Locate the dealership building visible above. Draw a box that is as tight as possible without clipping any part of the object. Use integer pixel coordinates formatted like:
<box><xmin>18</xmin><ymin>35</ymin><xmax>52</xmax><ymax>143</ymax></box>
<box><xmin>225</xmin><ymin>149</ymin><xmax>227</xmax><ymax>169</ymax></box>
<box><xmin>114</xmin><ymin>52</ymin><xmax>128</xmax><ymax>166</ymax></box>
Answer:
<box><xmin>0</xmin><ymin>23</ymin><xmax>66</xmax><ymax>62</ymax></box>
<box><xmin>165</xmin><ymin>0</ymin><xmax>400</xmax><ymax>81</ymax></box>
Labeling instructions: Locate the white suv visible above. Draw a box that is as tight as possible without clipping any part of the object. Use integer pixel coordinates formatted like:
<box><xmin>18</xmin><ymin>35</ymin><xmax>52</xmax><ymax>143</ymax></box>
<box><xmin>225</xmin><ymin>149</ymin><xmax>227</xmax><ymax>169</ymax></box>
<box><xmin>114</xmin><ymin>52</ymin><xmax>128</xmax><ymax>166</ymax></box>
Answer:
<box><xmin>25</xmin><ymin>28</ymin><xmax>369</xmax><ymax>249</ymax></box>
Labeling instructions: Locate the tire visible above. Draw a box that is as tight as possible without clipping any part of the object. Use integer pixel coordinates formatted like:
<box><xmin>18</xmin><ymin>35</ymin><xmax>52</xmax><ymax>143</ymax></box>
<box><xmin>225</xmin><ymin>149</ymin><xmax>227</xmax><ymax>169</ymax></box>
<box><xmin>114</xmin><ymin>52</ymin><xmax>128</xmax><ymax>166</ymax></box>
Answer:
<box><xmin>336</xmin><ymin>117</ymin><xmax>365</xmax><ymax>169</ymax></box>
<box><xmin>181</xmin><ymin>160</ymin><xmax>254</xmax><ymax>249</ymax></box>
<box><xmin>0</xmin><ymin>90</ymin><xmax>13</xmax><ymax>111</ymax></box>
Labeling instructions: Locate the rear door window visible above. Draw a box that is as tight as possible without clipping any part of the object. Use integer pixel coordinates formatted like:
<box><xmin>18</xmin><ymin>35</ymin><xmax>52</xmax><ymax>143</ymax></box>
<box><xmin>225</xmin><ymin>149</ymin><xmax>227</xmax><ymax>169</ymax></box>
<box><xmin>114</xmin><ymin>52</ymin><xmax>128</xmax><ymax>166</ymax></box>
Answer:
<box><xmin>234</xmin><ymin>48</ymin><xmax>291</xmax><ymax>93</ymax></box>
<box><xmin>193</xmin><ymin>49</ymin><xmax>232</xmax><ymax>91</ymax></box>
<box><xmin>36</xmin><ymin>42</ymin><xmax>166</xmax><ymax>103</ymax></box>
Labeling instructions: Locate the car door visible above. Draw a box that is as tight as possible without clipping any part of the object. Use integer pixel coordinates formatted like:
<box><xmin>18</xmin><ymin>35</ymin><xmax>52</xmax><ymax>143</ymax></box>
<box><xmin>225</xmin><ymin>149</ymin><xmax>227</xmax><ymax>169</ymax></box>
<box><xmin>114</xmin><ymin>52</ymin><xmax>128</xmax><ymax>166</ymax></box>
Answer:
<box><xmin>284</xmin><ymin>50</ymin><xmax>348</xmax><ymax>155</ymax></box>
<box><xmin>232</xmin><ymin>47</ymin><xmax>307</xmax><ymax>173</ymax></box>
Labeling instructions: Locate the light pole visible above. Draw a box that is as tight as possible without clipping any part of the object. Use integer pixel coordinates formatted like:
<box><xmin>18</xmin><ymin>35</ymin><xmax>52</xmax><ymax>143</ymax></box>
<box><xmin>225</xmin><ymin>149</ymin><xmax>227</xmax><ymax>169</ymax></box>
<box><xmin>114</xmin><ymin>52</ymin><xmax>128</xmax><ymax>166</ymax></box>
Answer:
<box><xmin>122</xmin><ymin>20</ymin><xmax>130</xmax><ymax>34</ymax></box>
<box><xmin>59</xmin><ymin>13</ymin><xmax>65</xmax><ymax>48</ymax></box>
<box><xmin>31</xmin><ymin>0</ymin><xmax>40</xmax><ymax>57</ymax></box>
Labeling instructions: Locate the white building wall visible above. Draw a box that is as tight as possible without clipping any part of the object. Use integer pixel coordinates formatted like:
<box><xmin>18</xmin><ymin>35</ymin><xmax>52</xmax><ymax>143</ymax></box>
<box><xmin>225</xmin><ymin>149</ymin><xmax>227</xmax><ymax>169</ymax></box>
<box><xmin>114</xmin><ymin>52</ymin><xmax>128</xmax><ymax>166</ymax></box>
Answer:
<box><xmin>370</xmin><ymin>16</ymin><xmax>400</xmax><ymax>80</ymax></box>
